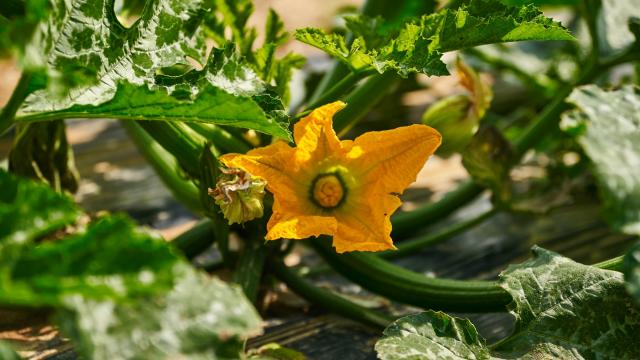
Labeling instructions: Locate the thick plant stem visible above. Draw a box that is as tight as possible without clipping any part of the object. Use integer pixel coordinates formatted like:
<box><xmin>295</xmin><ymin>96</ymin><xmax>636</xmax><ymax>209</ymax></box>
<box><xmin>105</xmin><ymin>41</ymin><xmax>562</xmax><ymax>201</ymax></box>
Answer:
<box><xmin>138</xmin><ymin>121</ymin><xmax>204</xmax><ymax>179</ymax></box>
<box><xmin>334</xmin><ymin>72</ymin><xmax>399</xmax><ymax>136</ymax></box>
<box><xmin>272</xmin><ymin>260</ymin><xmax>394</xmax><ymax>329</ymax></box>
<box><xmin>392</xmin><ymin>181</ymin><xmax>485</xmax><ymax>238</ymax></box>
<box><xmin>234</xmin><ymin>231</ymin><xmax>268</xmax><ymax>303</ymax></box>
<box><xmin>121</xmin><ymin>121</ymin><xmax>202</xmax><ymax>213</ymax></box>
<box><xmin>0</xmin><ymin>72</ymin><xmax>32</xmax><ymax>136</ymax></box>
<box><xmin>311</xmin><ymin>237</ymin><xmax>511</xmax><ymax>312</ymax></box>
<box><xmin>303</xmin><ymin>69</ymin><xmax>377</xmax><ymax>114</ymax></box>
<box><xmin>383</xmin><ymin>208</ymin><xmax>498</xmax><ymax>259</ymax></box>
<box><xmin>187</xmin><ymin>123</ymin><xmax>250</xmax><ymax>154</ymax></box>
<box><xmin>170</xmin><ymin>219</ymin><xmax>217</xmax><ymax>260</ymax></box>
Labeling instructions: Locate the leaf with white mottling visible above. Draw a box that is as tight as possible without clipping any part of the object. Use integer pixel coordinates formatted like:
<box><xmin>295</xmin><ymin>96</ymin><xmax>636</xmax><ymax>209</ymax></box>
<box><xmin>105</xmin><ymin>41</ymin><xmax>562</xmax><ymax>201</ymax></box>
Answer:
<box><xmin>58</xmin><ymin>264</ymin><xmax>262</xmax><ymax>360</ymax></box>
<box><xmin>16</xmin><ymin>0</ymin><xmax>291</xmax><ymax>139</ymax></box>
<box><xmin>561</xmin><ymin>85</ymin><xmax>640</xmax><ymax>235</ymax></box>
<box><xmin>376</xmin><ymin>247</ymin><xmax>640</xmax><ymax>360</ymax></box>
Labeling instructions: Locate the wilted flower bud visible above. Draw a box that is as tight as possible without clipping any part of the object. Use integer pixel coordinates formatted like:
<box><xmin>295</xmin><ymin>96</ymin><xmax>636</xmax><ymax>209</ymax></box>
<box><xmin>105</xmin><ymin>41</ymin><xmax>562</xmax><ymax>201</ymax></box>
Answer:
<box><xmin>208</xmin><ymin>168</ymin><xmax>266</xmax><ymax>225</ymax></box>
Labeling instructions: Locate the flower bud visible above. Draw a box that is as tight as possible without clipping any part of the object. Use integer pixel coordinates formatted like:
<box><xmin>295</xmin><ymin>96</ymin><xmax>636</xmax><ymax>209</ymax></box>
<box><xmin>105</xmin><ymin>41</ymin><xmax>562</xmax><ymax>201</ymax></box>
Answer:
<box><xmin>208</xmin><ymin>168</ymin><xmax>266</xmax><ymax>225</ymax></box>
<box><xmin>422</xmin><ymin>58</ymin><xmax>492</xmax><ymax>157</ymax></box>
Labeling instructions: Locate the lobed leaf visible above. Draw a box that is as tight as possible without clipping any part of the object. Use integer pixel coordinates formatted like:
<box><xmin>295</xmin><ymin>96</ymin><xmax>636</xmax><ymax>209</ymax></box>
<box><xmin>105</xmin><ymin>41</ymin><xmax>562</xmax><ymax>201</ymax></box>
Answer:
<box><xmin>561</xmin><ymin>85</ymin><xmax>640</xmax><ymax>235</ymax></box>
<box><xmin>295</xmin><ymin>0</ymin><xmax>574</xmax><ymax>77</ymax></box>
<box><xmin>15</xmin><ymin>0</ymin><xmax>292</xmax><ymax>139</ymax></box>
<box><xmin>376</xmin><ymin>247</ymin><xmax>640</xmax><ymax>359</ymax></box>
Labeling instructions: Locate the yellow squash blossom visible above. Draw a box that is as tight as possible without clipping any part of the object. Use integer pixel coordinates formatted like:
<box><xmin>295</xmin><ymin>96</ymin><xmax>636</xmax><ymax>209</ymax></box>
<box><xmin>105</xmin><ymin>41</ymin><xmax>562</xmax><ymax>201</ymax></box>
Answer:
<box><xmin>220</xmin><ymin>102</ymin><xmax>441</xmax><ymax>253</ymax></box>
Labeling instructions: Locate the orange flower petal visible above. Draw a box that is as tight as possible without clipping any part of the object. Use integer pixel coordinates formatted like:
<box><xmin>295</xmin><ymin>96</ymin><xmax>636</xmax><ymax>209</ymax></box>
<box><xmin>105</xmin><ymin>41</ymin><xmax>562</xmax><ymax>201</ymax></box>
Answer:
<box><xmin>293</xmin><ymin>102</ymin><xmax>347</xmax><ymax>167</ymax></box>
<box><xmin>332</xmin><ymin>192</ymin><xmax>401</xmax><ymax>253</ymax></box>
<box><xmin>347</xmin><ymin>124</ymin><xmax>441</xmax><ymax>195</ymax></box>
<box><xmin>220</xmin><ymin>141</ymin><xmax>301</xmax><ymax>197</ymax></box>
<box><xmin>266</xmin><ymin>211</ymin><xmax>337</xmax><ymax>240</ymax></box>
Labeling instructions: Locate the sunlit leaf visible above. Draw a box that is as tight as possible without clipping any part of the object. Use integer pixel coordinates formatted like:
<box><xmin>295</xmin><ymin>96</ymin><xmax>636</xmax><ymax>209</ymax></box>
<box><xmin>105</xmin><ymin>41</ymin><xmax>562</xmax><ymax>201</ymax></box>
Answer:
<box><xmin>296</xmin><ymin>0</ymin><xmax>574</xmax><ymax>77</ymax></box>
<box><xmin>15</xmin><ymin>0</ymin><xmax>291</xmax><ymax>139</ymax></box>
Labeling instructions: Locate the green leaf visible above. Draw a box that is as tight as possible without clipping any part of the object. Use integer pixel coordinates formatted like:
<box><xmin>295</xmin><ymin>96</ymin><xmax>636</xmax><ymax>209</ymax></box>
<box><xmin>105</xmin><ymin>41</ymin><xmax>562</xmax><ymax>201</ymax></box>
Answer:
<box><xmin>295</xmin><ymin>0</ymin><xmax>573</xmax><ymax>77</ymax></box>
<box><xmin>16</xmin><ymin>0</ymin><xmax>292</xmax><ymax>139</ymax></box>
<box><xmin>1</xmin><ymin>215</ymin><xmax>181</xmax><ymax>307</ymax></box>
<box><xmin>494</xmin><ymin>247</ymin><xmax>640</xmax><ymax>359</ymax></box>
<box><xmin>0</xmin><ymin>170</ymin><xmax>263</xmax><ymax>358</ymax></box>
<box><xmin>624</xmin><ymin>242</ymin><xmax>640</xmax><ymax>303</ymax></box>
<box><xmin>561</xmin><ymin>85</ymin><xmax>640</xmax><ymax>235</ymax></box>
<box><xmin>376</xmin><ymin>247</ymin><xmax>640</xmax><ymax>359</ymax></box>
<box><xmin>0</xmin><ymin>169</ymin><xmax>80</xmax><ymax>247</ymax></box>
<box><xmin>58</xmin><ymin>263</ymin><xmax>262</xmax><ymax>360</ymax></box>
<box><xmin>375</xmin><ymin>311</ymin><xmax>489</xmax><ymax>360</ymax></box>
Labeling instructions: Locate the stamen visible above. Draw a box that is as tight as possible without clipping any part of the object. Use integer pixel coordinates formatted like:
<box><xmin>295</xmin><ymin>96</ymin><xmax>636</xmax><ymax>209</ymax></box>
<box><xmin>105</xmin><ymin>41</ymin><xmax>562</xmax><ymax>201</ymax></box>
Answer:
<box><xmin>310</xmin><ymin>173</ymin><xmax>346</xmax><ymax>209</ymax></box>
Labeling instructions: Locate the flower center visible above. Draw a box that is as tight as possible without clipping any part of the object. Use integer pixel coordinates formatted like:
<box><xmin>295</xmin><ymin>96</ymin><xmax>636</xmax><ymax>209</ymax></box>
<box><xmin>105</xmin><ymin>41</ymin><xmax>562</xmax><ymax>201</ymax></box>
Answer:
<box><xmin>310</xmin><ymin>173</ymin><xmax>346</xmax><ymax>209</ymax></box>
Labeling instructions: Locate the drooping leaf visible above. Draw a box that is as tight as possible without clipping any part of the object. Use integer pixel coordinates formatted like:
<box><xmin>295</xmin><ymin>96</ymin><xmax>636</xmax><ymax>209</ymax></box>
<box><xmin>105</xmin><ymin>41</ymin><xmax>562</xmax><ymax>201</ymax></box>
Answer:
<box><xmin>15</xmin><ymin>0</ymin><xmax>292</xmax><ymax>139</ymax></box>
<box><xmin>561</xmin><ymin>85</ymin><xmax>640</xmax><ymax>235</ymax></box>
<box><xmin>58</xmin><ymin>263</ymin><xmax>262</xmax><ymax>360</ymax></box>
<box><xmin>296</xmin><ymin>0</ymin><xmax>574</xmax><ymax>77</ymax></box>
<box><xmin>9</xmin><ymin>121</ymin><xmax>79</xmax><ymax>193</ymax></box>
<box><xmin>376</xmin><ymin>247</ymin><xmax>640</xmax><ymax>360</ymax></box>
<box><xmin>1</xmin><ymin>215</ymin><xmax>181</xmax><ymax>307</ymax></box>
<box><xmin>624</xmin><ymin>241</ymin><xmax>640</xmax><ymax>303</ymax></box>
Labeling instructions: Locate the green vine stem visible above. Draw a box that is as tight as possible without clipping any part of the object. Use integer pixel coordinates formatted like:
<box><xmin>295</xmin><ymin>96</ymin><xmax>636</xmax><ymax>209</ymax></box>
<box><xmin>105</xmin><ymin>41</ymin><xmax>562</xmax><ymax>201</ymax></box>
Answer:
<box><xmin>392</xmin><ymin>181</ymin><xmax>484</xmax><ymax>239</ymax></box>
<box><xmin>272</xmin><ymin>260</ymin><xmax>395</xmax><ymax>329</ymax></box>
<box><xmin>301</xmin><ymin>68</ymin><xmax>378</xmax><ymax>116</ymax></box>
<box><xmin>333</xmin><ymin>72</ymin><xmax>399</xmax><ymax>136</ymax></box>
<box><xmin>234</xmin><ymin>228</ymin><xmax>268</xmax><ymax>303</ymax></box>
<box><xmin>311</xmin><ymin>236</ymin><xmax>512</xmax><ymax>312</ymax></box>
<box><xmin>187</xmin><ymin>123</ymin><xmax>250</xmax><ymax>153</ymax></box>
<box><xmin>170</xmin><ymin>219</ymin><xmax>217</xmax><ymax>260</ymax></box>
<box><xmin>121</xmin><ymin>120</ymin><xmax>202</xmax><ymax>213</ymax></box>
<box><xmin>0</xmin><ymin>72</ymin><xmax>33</xmax><ymax>136</ymax></box>
<box><xmin>138</xmin><ymin>121</ymin><xmax>205</xmax><ymax>179</ymax></box>
<box><xmin>593</xmin><ymin>255</ymin><xmax>625</xmax><ymax>272</ymax></box>
<box><xmin>311</xmin><ymin>236</ymin><xmax>629</xmax><ymax>313</ymax></box>
<box><xmin>382</xmin><ymin>207</ymin><xmax>498</xmax><ymax>259</ymax></box>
